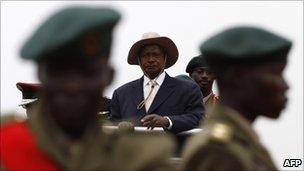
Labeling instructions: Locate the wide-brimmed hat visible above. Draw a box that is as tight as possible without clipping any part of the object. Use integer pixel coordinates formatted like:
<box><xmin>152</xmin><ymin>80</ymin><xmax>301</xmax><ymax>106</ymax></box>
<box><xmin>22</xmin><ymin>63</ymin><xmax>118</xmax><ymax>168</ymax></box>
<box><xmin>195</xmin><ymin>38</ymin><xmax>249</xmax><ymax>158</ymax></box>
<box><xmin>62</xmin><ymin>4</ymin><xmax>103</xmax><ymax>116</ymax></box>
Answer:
<box><xmin>127</xmin><ymin>32</ymin><xmax>179</xmax><ymax>69</ymax></box>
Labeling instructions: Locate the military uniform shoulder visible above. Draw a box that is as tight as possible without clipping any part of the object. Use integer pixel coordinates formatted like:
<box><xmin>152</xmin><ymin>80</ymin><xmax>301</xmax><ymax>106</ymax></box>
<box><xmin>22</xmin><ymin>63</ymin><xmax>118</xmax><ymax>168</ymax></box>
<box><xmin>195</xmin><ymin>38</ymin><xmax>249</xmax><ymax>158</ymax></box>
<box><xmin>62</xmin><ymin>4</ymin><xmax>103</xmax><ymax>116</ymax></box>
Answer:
<box><xmin>182</xmin><ymin>122</ymin><xmax>253</xmax><ymax>170</ymax></box>
<box><xmin>206</xmin><ymin>122</ymin><xmax>233</xmax><ymax>143</ymax></box>
<box><xmin>183</xmin><ymin>122</ymin><xmax>232</xmax><ymax>158</ymax></box>
<box><xmin>106</xmin><ymin>131</ymin><xmax>175</xmax><ymax>170</ymax></box>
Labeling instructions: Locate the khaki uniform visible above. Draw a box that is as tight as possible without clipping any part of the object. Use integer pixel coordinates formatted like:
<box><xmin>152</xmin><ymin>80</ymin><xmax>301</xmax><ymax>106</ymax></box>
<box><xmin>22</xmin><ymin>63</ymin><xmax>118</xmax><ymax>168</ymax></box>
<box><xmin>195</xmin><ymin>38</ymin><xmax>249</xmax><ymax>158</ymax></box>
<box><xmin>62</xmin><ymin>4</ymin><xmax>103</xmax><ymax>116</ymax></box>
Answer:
<box><xmin>182</xmin><ymin>105</ymin><xmax>277</xmax><ymax>170</ymax></box>
<box><xmin>1</xmin><ymin>104</ymin><xmax>176</xmax><ymax>171</ymax></box>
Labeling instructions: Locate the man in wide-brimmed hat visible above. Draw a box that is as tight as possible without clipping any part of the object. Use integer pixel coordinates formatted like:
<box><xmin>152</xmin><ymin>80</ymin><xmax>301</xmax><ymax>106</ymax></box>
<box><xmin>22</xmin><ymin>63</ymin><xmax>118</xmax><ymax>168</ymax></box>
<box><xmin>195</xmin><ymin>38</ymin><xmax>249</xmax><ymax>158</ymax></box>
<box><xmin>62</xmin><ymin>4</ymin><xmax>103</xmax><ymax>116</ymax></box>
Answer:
<box><xmin>110</xmin><ymin>32</ymin><xmax>204</xmax><ymax>134</ymax></box>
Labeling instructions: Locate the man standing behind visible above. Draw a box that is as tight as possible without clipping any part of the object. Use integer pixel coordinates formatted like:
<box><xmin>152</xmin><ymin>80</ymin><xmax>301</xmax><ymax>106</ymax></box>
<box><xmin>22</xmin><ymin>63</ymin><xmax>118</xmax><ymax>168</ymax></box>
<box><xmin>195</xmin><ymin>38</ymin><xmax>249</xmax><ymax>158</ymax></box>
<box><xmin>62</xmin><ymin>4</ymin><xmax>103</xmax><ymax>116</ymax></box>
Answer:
<box><xmin>111</xmin><ymin>32</ymin><xmax>204</xmax><ymax>134</ymax></box>
<box><xmin>186</xmin><ymin>55</ymin><xmax>219</xmax><ymax>108</ymax></box>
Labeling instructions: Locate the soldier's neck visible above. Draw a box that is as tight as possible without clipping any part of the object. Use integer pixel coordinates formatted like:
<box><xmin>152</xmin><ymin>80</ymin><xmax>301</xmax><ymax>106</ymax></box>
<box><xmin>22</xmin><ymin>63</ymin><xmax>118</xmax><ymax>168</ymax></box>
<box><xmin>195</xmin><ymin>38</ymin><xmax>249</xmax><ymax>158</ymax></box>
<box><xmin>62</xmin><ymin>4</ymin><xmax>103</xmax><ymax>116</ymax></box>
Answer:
<box><xmin>220</xmin><ymin>97</ymin><xmax>257</xmax><ymax>123</ymax></box>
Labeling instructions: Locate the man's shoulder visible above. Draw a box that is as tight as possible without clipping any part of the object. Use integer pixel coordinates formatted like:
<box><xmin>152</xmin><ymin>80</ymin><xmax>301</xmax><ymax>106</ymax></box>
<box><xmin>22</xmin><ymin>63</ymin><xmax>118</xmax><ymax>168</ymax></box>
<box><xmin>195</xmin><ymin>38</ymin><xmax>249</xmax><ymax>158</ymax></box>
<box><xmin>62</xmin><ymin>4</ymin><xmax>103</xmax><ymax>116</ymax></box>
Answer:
<box><xmin>182</xmin><ymin>121</ymin><xmax>233</xmax><ymax>157</ymax></box>
<box><xmin>182</xmin><ymin>121</ymin><xmax>252</xmax><ymax>170</ymax></box>
<box><xmin>114</xmin><ymin>78</ymin><xmax>142</xmax><ymax>92</ymax></box>
<box><xmin>169</xmin><ymin>76</ymin><xmax>198</xmax><ymax>89</ymax></box>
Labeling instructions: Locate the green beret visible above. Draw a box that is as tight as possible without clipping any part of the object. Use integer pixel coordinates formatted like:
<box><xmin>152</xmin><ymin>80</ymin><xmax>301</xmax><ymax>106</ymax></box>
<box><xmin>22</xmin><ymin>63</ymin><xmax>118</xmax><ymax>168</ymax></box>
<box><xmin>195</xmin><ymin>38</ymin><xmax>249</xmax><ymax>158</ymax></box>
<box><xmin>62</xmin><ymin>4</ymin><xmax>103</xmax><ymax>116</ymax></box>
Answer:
<box><xmin>175</xmin><ymin>74</ymin><xmax>194</xmax><ymax>82</ymax></box>
<box><xmin>200</xmin><ymin>26</ymin><xmax>292</xmax><ymax>68</ymax></box>
<box><xmin>21</xmin><ymin>6</ymin><xmax>120</xmax><ymax>61</ymax></box>
<box><xmin>185</xmin><ymin>55</ymin><xmax>209</xmax><ymax>73</ymax></box>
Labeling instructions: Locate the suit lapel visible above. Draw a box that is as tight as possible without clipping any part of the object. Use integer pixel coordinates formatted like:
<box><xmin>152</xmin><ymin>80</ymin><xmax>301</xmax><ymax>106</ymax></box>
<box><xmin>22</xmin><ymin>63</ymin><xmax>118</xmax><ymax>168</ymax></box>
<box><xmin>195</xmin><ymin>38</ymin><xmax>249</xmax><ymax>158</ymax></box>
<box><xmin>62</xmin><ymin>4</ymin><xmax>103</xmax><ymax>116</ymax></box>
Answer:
<box><xmin>131</xmin><ymin>77</ymin><xmax>147</xmax><ymax>115</ymax></box>
<box><xmin>147</xmin><ymin>74</ymin><xmax>176</xmax><ymax>114</ymax></box>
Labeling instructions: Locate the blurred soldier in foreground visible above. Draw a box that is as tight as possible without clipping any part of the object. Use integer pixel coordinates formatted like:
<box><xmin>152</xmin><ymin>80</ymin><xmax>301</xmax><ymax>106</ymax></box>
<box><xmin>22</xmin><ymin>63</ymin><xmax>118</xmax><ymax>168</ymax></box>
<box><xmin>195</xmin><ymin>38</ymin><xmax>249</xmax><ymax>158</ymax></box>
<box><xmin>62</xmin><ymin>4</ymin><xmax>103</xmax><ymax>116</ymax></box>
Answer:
<box><xmin>186</xmin><ymin>55</ymin><xmax>219</xmax><ymax>108</ymax></box>
<box><xmin>16</xmin><ymin>82</ymin><xmax>42</xmax><ymax>116</ymax></box>
<box><xmin>1</xmin><ymin>6</ymin><xmax>174</xmax><ymax>170</ymax></box>
<box><xmin>182</xmin><ymin>26</ymin><xmax>292</xmax><ymax>170</ymax></box>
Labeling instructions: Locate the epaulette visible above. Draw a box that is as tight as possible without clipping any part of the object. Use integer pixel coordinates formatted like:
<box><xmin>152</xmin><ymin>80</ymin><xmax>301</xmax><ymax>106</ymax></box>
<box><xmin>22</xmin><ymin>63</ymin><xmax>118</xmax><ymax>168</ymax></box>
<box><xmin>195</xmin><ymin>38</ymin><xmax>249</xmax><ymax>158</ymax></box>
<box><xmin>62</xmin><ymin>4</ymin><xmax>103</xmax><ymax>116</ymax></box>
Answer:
<box><xmin>207</xmin><ymin>123</ymin><xmax>232</xmax><ymax>144</ymax></box>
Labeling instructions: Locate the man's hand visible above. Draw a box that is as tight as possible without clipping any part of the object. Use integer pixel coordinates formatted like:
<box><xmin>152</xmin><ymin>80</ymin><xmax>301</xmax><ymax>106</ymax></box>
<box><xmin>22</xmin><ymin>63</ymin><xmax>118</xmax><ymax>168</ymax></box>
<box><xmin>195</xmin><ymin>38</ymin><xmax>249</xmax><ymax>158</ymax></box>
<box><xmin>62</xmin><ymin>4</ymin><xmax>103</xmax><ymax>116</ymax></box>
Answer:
<box><xmin>141</xmin><ymin>114</ymin><xmax>169</xmax><ymax>130</ymax></box>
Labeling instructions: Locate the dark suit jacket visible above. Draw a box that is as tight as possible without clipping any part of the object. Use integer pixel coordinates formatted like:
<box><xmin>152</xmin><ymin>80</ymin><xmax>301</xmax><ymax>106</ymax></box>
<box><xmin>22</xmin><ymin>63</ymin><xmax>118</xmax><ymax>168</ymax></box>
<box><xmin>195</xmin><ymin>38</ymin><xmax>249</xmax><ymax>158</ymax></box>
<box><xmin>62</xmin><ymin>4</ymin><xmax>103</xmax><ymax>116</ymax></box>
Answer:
<box><xmin>110</xmin><ymin>73</ymin><xmax>204</xmax><ymax>133</ymax></box>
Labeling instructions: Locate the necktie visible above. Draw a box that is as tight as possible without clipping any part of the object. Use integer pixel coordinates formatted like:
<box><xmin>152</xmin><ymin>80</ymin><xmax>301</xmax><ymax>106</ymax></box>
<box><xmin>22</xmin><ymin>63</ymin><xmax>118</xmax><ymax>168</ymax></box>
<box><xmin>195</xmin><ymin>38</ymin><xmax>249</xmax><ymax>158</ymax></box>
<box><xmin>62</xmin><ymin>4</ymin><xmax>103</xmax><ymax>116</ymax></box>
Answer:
<box><xmin>137</xmin><ymin>80</ymin><xmax>157</xmax><ymax>112</ymax></box>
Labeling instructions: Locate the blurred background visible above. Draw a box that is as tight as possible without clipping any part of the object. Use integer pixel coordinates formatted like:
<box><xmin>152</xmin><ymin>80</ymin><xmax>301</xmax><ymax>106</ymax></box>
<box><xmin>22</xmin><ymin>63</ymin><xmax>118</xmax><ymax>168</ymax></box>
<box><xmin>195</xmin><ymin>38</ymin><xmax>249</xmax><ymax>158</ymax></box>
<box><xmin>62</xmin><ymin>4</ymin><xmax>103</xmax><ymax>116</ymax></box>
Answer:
<box><xmin>1</xmin><ymin>1</ymin><xmax>303</xmax><ymax>170</ymax></box>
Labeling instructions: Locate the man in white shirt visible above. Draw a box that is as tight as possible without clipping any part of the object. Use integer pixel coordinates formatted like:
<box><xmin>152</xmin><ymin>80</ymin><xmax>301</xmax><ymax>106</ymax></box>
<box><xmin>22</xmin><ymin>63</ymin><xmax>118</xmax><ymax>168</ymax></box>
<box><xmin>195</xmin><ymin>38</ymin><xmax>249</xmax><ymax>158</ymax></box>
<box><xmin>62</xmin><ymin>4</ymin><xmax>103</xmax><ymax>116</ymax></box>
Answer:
<box><xmin>110</xmin><ymin>32</ymin><xmax>204</xmax><ymax>134</ymax></box>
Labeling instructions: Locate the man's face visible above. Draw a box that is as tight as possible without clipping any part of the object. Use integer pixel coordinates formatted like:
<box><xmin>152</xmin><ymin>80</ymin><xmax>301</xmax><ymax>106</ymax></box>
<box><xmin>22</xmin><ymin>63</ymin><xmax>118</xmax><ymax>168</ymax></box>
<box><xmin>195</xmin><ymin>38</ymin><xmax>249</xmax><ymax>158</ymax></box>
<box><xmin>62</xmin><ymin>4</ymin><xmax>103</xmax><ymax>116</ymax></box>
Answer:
<box><xmin>239</xmin><ymin>62</ymin><xmax>289</xmax><ymax>118</ymax></box>
<box><xmin>190</xmin><ymin>67</ymin><xmax>215</xmax><ymax>95</ymax></box>
<box><xmin>139</xmin><ymin>45</ymin><xmax>166</xmax><ymax>79</ymax></box>
<box><xmin>39</xmin><ymin>56</ymin><xmax>111</xmax><ymax>128</ymax></box>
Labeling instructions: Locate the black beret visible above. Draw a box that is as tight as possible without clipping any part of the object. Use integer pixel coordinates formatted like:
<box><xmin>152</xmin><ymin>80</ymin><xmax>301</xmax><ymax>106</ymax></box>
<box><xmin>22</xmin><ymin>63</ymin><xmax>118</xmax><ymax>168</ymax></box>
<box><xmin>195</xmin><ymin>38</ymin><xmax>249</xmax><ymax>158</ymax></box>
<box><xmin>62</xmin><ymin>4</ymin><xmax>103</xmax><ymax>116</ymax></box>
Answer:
<box><xmin>20</xmin><ymin>6</ymin><xmax>120</xmax><ymax>61</ymax></box>
<box><xmin>186</xmin><ymin>55</ymin><xmax>209</xmax><ymax>73</ymax></box>
<box><xmin>200</xmin><ymin>26</ymin><xmax>292</xmax><ymax>68</ymax></box>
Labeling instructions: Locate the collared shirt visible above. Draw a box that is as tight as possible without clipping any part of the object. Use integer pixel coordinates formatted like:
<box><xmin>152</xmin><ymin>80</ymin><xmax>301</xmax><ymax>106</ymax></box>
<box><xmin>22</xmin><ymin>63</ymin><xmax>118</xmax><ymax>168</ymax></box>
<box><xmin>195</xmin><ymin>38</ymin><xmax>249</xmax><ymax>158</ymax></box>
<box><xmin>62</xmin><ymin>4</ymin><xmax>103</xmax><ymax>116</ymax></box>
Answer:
<box><xmin>143</xmin><ymin>71</ymin><xmax>166</xmax><ymax>101</ymax></box>
<box><xmin>142</xmin><ymin>71</ymin><xmax>172</xmax><ymax>129</ymax></box>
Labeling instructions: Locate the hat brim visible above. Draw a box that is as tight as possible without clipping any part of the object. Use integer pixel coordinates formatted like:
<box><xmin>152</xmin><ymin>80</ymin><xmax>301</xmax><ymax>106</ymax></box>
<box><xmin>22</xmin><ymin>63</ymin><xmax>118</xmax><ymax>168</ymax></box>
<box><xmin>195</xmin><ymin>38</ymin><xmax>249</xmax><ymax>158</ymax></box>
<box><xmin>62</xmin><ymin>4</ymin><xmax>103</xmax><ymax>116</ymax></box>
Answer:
<box><xmin>19</xmin><ymin>98</ymin><xmax>38</xmax><ymax>106</ymax></box>
<box><xmin>127</xmin><ymin>37</ymin><xmax>178</xmax><ymax>69</ymax></box>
